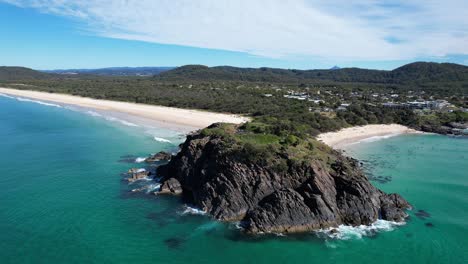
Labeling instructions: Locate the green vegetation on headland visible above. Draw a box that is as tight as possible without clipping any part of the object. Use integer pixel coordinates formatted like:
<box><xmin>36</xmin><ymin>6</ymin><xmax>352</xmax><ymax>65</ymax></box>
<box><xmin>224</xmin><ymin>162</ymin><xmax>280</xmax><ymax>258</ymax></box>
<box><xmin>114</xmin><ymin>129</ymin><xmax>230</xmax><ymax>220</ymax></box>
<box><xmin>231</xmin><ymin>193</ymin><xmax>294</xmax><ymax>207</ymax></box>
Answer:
<box><xmin>199</xmin><ymin>122</ymin><xmax>333</xmax><ymax>173</ymax></box>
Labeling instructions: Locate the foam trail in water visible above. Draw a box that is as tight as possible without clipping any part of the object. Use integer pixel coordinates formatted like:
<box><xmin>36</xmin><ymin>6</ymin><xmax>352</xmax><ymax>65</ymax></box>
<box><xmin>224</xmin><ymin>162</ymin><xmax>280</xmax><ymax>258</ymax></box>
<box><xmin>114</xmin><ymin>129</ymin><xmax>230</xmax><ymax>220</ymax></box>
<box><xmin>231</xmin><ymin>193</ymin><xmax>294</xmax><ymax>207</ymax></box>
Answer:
<box><xmin>316</xmin><ymin>219</ymin><xmax>405</xmax><ymax>240</ymax></box>
<box><xmin>154</xmin><ymin>137</ymin><xmax>172</xmax><ymax>143</ymax></box>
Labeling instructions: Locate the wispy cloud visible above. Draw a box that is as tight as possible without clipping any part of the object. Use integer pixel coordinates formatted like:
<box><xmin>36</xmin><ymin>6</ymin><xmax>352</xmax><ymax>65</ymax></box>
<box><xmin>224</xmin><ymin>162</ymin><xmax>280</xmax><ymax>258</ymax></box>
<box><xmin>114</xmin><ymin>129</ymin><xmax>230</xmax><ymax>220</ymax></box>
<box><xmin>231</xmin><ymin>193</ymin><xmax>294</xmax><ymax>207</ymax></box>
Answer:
<box><xmin>3</xmin><ymin>0</ymin><xmax>468</xmax><ymax>61</ymax></box>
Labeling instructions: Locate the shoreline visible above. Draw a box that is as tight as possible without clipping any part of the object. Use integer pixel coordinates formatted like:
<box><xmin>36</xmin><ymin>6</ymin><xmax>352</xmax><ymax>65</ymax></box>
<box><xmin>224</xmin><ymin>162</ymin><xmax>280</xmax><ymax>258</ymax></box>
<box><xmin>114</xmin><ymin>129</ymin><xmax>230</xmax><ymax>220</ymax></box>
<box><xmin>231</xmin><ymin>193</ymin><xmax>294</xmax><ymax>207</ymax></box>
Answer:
<box><xmin>317</xmin><ymin>124</ymin><xmax>423</xmax><ymax>149</ymax></box>
<box><xmin>0</xmin><ymin>87</ymin><xmax>249</xmax><ymax>133</ymax></box>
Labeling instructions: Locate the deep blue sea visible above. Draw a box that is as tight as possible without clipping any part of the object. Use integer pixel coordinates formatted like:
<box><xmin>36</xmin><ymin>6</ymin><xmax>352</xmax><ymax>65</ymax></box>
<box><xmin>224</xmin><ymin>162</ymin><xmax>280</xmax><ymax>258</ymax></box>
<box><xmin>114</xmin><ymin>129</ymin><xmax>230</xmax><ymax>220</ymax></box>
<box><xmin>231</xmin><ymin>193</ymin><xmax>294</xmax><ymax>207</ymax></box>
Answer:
<box><xmin>0</xmin><ymin>94</ymin><xmax>467</xmax><ymax>264</ymax></box>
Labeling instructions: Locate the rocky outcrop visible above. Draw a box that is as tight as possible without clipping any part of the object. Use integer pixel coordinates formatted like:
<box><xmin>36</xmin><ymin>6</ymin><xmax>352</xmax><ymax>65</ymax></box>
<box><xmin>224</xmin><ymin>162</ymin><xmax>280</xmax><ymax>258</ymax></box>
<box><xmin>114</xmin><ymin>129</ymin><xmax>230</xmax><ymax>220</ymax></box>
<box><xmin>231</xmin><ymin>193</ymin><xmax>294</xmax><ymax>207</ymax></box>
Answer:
<box><xmin>159</xmin><ymin>177</ymin><xmax>183</xmax><ymax>195</ymax></box>
<box><xmin>157</xmin><ymin>125</ymin><xmax>411</xmax><ymax>234</ymax></box>
<box><xmin>127</xmin><ymin>169</ymin><xmax>150</xmax><ymax>182</ymax></box>
<box><xmin>145</xmin><ymin>151</ymin><xmax>172</xmax><ymax>163</ymax></box>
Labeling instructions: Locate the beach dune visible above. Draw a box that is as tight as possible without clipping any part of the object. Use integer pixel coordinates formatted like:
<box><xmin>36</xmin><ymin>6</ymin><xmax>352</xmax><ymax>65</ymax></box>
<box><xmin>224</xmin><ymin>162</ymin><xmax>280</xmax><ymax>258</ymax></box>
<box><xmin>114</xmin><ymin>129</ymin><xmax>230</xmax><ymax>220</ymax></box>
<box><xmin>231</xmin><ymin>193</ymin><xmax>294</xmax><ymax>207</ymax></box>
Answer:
<box><xmin>0</xmin><ymin>87</ymin><xmax>249</xmax><ymax>132</ymax></box>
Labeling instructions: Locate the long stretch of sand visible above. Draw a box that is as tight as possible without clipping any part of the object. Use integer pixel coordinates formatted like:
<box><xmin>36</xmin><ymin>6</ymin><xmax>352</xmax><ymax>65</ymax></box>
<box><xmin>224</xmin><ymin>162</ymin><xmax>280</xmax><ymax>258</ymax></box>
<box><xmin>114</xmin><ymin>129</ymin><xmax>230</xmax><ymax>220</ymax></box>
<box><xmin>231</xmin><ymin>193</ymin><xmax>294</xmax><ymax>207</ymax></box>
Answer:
<box><xmin>317</xmin><ymin>124</ymin><xmax>422</xmax><ymax>149</ymax></box>
<box><xmin>0</xmin><ymin>87</ymin><xmax>249</xmax><ymax>132</ymax></box>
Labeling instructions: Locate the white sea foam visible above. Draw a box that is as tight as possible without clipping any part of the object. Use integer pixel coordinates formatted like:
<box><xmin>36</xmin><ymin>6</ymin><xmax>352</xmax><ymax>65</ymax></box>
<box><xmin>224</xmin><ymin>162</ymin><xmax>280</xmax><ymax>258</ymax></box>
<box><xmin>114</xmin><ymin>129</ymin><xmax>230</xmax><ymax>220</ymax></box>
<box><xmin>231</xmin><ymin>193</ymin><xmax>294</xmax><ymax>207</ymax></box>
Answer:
<box><xmin>86</xmin><ymin>110</ymin><xmax>103</xmax><ymax>117</ymax></box>
<box><xmin>356</xmin><ymin>133</ymin><xmax>401</xmax><ymax>144</ymax></box>
<box><xmin>85</xmin><ymin>110</ymin><xmax>140</xmax><ymax>127</ymax></box>
<box><xmin>316</xmin><ymin>219</ymin><xmax>405</xmax><ymax>240</ymax></box>
<box><xmin>136</xmin><ymin>168</ymin><xmax>146</xmax><ymax>173</ymax></box>
<box><xmin>134</xmin><ymin>157</ymin><xmax>147</xmax><ymax>163</ymax></box>
<box><xmin>145</xmin><ymin>183</ymin><xmax>161</xmax><ymax>193</ymax></box>
<box><xmin>181</xmin><ymin>205</ymin><xmax>207</xmax><ymax>215</ymax></box>
<box><xmin>153</xmin><ymin>137</ymin><xmax>172</xmax><ymax>143</ymax></box>
<box><xmin>14</xmin><ymin>97</ymin><xmax>62</xmax><ymax>108</ymax></box>
<box><xmin>104</xmin><ymin>116</ymin><xmax>139</xmax><ymax>127</ymax></box>
<box><xmin>0</xmin><ymin>93</ymin><xmax>15</xmax><ymax>99</ymax></box>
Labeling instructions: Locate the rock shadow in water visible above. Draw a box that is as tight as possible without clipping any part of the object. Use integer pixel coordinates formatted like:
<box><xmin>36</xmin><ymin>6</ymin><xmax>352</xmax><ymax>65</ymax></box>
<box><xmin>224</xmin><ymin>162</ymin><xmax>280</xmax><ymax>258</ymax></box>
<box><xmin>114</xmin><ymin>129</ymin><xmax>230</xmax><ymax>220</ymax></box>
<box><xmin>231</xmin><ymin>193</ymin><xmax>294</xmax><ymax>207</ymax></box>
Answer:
<box><xmin>415</xmin><ymin>209</ymin><xmax>431</xmax><ymax>219</ymax></box>
<box><xmin>118</xmin><ymin>155</ymin><xmax>139</xmax><ymax>163</ymax></box>
<box><xmin>368</xmin><ymin>174</ymin><xmax>392</xmax><ymax>184</ymax></box>
<box><xmin>225</xmin><ymin>228</ymin><xmax>321</xmax><ymax>243</ymax></box>
<box><xmin>146</xmin><ymin>207</ymin><xmax>180</xmax><ymax>228</ymax></box>
<box><xmin>164</xmin><ymin>237</ymin><xmax>187</xmax><ymax>250</ymax></box>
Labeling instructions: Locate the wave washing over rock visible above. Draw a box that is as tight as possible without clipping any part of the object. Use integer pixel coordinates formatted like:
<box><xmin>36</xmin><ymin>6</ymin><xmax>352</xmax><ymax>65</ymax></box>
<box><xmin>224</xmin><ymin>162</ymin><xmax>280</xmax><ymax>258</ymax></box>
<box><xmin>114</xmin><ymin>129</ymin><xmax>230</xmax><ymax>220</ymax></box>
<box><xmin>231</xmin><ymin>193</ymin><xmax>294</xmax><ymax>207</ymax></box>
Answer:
<box><xmin>156</xmin><ymin>124</ymin><xmax>411</xmax><ymax>234</ymax></box>
<box><xmin>316</xmin><ymin>219</ymin><xmax>405</xmax><ymax>240</ymax></box>
<box><xmin>134</xmin><ymin>157</ymin><xmax>147</xmax><ymax>163</ymax></box>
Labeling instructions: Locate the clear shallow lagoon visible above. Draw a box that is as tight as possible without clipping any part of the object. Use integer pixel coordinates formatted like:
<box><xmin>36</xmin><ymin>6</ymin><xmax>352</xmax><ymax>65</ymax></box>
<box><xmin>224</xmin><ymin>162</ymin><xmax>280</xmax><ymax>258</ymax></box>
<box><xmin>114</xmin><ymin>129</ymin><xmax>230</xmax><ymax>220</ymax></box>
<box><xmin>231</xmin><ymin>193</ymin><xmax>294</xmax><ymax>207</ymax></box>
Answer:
<box><xmin>1</xmin><ymin>95</ymin><xmax>467</xmax><ymax>264</ymax></box>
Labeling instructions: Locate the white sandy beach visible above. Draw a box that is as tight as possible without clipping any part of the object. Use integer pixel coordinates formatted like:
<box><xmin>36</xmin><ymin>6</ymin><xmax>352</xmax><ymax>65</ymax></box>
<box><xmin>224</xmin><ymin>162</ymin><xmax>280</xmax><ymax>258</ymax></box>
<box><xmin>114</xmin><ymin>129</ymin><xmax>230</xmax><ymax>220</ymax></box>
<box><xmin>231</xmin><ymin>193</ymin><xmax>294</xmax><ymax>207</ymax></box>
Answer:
<box><xmin>0</xmin><ymin>87</ymin><xmax>249</xmax><ymax>132</ymax></box>
<box><xmin>317</xmin><ymin>124</ymin><xmax>422</xmax><ymax>149</ymax></box>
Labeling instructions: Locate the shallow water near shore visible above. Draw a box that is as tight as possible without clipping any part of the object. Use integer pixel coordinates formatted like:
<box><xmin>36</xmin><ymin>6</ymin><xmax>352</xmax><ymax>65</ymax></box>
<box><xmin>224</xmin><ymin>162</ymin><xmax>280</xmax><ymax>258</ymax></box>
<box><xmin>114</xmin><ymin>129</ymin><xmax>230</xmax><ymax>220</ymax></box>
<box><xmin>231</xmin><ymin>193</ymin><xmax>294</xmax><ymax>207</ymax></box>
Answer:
<box><xmin>1</xmin><ymin>96</ymin><xmax>467</xmax><ymax>263</ymax></box>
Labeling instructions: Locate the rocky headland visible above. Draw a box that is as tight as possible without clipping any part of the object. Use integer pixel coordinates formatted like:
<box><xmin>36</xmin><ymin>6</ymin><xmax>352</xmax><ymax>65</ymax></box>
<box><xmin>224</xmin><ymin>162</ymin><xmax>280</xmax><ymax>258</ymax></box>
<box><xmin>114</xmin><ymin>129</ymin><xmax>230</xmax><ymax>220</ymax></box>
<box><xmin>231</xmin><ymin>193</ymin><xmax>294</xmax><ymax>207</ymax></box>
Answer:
<box><xmin>156</xmin><ymin>123</ymin><xmax>411</xmax><ymax>234</ymax></box>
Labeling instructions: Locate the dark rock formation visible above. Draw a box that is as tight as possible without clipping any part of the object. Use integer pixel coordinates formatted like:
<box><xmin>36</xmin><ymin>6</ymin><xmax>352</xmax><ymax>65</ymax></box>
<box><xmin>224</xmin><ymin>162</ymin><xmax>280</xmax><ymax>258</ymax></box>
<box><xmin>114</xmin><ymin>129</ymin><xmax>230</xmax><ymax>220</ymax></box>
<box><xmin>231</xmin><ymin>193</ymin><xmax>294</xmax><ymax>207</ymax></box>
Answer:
<box><xmin>157</xmin><ymin>126</ymin><xmax>411</xmax><ymax>234</ymax></box>
<box><xmin>145</xmin><ymin>151</ymin><xmax>172</xmax><ymax>163</ymax></box>
<box><xmin>159</xmin><ymin>178</ymin><xmax>183</xmax><ymax>195</ymax></box>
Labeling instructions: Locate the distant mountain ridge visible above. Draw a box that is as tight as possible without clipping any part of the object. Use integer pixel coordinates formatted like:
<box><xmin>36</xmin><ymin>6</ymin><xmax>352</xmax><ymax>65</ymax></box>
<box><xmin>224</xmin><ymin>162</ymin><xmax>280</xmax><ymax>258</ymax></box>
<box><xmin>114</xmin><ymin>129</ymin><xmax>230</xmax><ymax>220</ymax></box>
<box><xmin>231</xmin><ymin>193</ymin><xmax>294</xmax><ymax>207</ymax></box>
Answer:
<box><xmin>44</xmin><ymin>67</ymin><xmax>174</xmax><ymax>76</ymax></box>
<box><xmin>1</xmin><ymin>63</ymin><xmax>467</xmax><ymax>88</ymax></box>
<box><xmin>156</xmin><ymin>62</ymin><xmax>468</xmax><ymax>85</ymax></box>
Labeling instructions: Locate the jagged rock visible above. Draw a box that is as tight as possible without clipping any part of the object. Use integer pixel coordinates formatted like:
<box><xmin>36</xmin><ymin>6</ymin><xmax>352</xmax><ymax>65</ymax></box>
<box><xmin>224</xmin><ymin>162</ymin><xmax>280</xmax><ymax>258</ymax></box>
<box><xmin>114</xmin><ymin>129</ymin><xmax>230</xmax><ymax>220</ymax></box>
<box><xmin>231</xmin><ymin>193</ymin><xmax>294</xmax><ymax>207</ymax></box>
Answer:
<box><xmin>159</xmin><ymin>178</ymin><xmax>183</xmax><ymax>195</ymax></box>
<box><xmin>157</xmin><ymin>126</ymin><xmax>411</xmax><ymax>233</ymax></box>
<box><xmin>127</xmin><ymin>170</ymin><xmax>150</xmax><ymax>182</ymax></box>
<box><xmin>145</xmin><ymin>151</ymin><xmax>172</xmax><ymax>163</ymax></box>
<box><xmin>128</xmin><ymin>168</ymin><xmax>143</xmax><ymax>174</ymax></box>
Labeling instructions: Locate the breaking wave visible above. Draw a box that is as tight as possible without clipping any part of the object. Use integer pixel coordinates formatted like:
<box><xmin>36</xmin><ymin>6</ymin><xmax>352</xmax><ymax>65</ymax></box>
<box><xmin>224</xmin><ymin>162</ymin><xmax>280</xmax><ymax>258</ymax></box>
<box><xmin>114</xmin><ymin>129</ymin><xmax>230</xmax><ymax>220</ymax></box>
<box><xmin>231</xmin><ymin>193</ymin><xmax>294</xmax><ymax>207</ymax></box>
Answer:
<box><xmin>180</xmin><ymin>205</ymin><xmax>207</xmax><ymax>215</ymax></box>
<box><xmin>316</xmin><ymin>219</ymin><xmax>405</xmax><ymax>240</ymax></box>
<box><xmin>356</xmin><ymin>134</ymin><xmax>401</xmax><ymax>144</ymax></box>
<box><xmin>86</xmin><ymin>110</ymin><xmax>103</xmax><ymax>117</ymax></box>
<box><xmin>84</xmin><ymin>110</ymin><xmax>140</xmax><ymax>127</ymax></box>
<box><xmin>5</xmin><ymin>95</ymin><xmax>63</xmax><ymax>108</ymax></box>
<box><xmin>154</xmin><ymin>137</ymin><xmax>171</xmax><ymax>143</ymax></box>
<box><xmin>104</xmin><ymin>116</ymin><xmax>139</xmax><ymax>127</ymax></box>
<box><xmin>0</xmin><ymin>93</ymin><xmax>15</xmax><ymax>99</ymax></box>
<box><xmin>144</xmin><ymin>183</ymin><xmax>161</xmax><ymax>193</ymax></box>
<box><xmin>134</xmin><ymin>157</ymin><xmax>147</xmax><ymax>163</ymax></box>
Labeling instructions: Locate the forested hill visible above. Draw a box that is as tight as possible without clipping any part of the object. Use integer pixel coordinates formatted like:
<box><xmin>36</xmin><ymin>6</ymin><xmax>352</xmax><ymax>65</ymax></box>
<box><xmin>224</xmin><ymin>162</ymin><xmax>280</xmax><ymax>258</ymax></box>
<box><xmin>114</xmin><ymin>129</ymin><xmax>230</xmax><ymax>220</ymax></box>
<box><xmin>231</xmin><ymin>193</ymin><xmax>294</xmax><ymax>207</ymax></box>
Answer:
<box><xmin>0</xmin><ymin>66</ymin><xmax>54</xmax><ymax>81</ymax></box>
<box><xmin>156</xmin><ymin>62</ymin><xmax>468</xmax><ymax>85</ymax></box>
<box><xmin>1</xmin><ymin>62</ymin><xmax>467</xmax><ymax>86</ymax></box>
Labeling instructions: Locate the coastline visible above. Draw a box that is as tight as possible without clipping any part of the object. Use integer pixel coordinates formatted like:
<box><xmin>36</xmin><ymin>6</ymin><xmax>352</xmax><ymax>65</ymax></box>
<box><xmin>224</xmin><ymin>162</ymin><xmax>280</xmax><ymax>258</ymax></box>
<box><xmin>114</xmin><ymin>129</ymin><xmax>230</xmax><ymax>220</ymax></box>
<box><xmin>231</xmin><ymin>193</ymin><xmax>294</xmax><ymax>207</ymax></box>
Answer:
<box><xmin>0</xmin><ymin>87</ymin><xmax>249</xmax><ymax>133</ymax></box>
<box><xmin>317</xmin><ymin>124</ymin><xmax>422</xmax><ymax>149</ymax></box>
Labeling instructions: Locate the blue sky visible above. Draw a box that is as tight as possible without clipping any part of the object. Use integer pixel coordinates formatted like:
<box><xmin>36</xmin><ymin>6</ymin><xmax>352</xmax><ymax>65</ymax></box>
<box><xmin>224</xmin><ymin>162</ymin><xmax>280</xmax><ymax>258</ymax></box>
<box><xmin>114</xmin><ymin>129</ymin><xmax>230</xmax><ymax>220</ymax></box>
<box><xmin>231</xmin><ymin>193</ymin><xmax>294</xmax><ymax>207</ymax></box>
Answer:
<box><xmin>1</xmin><ymin>1</ymin><xmax>467</xmax><ymax>70</ymax></box>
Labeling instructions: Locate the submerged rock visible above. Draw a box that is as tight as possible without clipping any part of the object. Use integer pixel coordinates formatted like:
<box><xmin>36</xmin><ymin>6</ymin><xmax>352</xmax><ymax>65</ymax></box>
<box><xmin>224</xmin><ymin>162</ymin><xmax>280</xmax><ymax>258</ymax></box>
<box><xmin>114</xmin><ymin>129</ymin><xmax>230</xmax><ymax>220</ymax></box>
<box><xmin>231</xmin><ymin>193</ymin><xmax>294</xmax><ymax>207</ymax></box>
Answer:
<box><xmin>157</xmin><ymin>124</ymin><xmax>411</xmax><ymax>234</ymax></box>
<box><xmin>415</xmin><ymin>209</ymin><xmax>431</xmax><ymax>219</ymax></box>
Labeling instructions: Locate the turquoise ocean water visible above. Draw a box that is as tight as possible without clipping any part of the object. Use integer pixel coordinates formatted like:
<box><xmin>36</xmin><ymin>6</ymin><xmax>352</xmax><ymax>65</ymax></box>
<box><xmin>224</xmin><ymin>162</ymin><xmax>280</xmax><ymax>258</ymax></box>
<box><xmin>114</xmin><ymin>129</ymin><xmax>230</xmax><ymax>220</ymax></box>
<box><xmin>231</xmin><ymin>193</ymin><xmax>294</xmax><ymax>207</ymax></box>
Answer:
<box><xmin>0</xmin><ymin>95</ymin><xmax>467</xmax><ymax>264</ymax></box>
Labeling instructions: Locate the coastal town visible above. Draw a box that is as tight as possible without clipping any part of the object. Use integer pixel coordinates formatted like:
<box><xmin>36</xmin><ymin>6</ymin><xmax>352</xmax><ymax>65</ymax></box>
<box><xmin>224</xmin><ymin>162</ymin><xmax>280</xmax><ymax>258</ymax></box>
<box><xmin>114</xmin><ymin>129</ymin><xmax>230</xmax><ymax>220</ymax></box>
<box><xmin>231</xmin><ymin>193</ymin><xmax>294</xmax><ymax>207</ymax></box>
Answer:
<box><xmin>263</xmin><ymin>88</ymin><xmax>468</xmax><ymax>135</ymax></box>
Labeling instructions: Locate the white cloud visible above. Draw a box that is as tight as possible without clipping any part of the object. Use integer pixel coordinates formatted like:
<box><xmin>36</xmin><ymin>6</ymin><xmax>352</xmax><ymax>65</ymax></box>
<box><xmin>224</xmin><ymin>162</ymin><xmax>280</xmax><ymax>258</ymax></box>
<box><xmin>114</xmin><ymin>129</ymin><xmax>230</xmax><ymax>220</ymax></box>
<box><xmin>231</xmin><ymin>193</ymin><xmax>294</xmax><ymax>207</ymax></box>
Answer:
<box><xmin>3</xmin><ymin>0</ymin><xmax>468</xmax><ymax>60</ymax></box>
